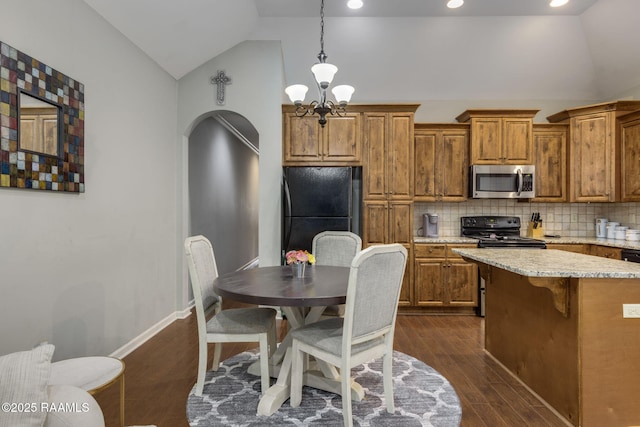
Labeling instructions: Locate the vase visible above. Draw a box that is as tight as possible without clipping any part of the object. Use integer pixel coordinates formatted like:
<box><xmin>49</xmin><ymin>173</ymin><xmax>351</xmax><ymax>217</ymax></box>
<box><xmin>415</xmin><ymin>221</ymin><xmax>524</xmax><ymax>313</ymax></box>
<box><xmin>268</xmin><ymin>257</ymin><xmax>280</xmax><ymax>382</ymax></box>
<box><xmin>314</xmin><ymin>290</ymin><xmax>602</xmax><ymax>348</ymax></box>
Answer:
<box><xmin>291</xmin><ymin>262</ymin><xmax>306</xmax><ymax>278</ymax></box>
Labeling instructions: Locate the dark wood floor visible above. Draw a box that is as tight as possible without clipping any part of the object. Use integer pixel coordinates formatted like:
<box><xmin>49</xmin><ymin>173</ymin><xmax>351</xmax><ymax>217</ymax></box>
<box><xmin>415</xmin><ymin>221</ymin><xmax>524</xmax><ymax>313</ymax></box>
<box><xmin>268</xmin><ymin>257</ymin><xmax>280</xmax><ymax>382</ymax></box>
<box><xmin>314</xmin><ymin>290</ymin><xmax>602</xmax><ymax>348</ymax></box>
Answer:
<box><xmin>95</xmin><ymin>306</ymin><xmax>570</xmax><ymax>427</ymax></box>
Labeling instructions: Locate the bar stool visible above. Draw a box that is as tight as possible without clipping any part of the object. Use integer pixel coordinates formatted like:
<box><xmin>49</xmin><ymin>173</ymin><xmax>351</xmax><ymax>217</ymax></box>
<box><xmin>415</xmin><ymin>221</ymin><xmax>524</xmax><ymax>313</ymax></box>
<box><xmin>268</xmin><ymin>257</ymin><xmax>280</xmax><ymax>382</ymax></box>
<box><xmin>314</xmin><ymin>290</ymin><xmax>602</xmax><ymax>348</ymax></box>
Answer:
<box><xmin>49</xmin><ymin>356</ymin><xmax>125</xmax><ymax>427</ymax></box>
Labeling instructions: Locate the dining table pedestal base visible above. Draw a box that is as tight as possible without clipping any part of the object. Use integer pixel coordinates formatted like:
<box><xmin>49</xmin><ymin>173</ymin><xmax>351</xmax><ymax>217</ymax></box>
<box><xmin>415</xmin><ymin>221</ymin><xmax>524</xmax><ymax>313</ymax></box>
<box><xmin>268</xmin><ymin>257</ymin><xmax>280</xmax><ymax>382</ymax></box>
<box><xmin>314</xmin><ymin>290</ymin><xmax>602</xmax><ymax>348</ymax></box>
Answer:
<box><xmin>249</xmin><ymin>305</ymin><xmax>365</xmax><ymax>417</ymax></box>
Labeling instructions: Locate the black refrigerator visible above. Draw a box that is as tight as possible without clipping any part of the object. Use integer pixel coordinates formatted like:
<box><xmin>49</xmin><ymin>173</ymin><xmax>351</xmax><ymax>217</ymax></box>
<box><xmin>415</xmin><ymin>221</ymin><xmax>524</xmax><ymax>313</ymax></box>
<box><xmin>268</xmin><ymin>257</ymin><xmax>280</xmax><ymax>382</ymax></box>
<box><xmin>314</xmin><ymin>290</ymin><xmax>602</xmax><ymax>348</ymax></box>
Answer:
<box><xmin>282</xmin><ymin>166</ymin><xmax>361</xmax><ymax>257</ymax></box>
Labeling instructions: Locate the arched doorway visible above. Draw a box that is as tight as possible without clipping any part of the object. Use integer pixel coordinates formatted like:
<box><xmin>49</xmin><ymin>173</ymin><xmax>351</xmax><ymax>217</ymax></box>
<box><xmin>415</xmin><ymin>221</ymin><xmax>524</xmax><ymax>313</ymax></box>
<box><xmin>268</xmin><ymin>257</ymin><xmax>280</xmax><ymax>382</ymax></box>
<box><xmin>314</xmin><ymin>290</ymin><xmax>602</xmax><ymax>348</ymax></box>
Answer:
<box><xmin>188</xmin><ymin>111</ymin><xmax>259</xmax><ymax>275</ymax></box>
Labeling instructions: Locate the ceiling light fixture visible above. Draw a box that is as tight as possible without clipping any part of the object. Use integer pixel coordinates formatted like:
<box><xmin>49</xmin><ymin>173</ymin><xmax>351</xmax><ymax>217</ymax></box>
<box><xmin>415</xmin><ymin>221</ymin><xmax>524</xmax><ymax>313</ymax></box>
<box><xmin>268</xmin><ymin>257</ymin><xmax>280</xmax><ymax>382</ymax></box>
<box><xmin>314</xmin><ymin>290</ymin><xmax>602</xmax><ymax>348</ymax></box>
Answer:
<box><xmin>285</xmin><ymin>0</ymin><xmax>354</xmax><ymax>127</ymax></box>
<box><xmin>549</xmin><ymin>0</ymin><xmax>569</xmax><ymax>7</ymax></box>
<box><xmin>347</xmin><ymin>0</ymin><xmax>363</xmax><ymax>9</ymax></box>
<box><xmin>447</xmin><ymin>0</ymin><xmax>464</xmax><ymax>8</ymax></box>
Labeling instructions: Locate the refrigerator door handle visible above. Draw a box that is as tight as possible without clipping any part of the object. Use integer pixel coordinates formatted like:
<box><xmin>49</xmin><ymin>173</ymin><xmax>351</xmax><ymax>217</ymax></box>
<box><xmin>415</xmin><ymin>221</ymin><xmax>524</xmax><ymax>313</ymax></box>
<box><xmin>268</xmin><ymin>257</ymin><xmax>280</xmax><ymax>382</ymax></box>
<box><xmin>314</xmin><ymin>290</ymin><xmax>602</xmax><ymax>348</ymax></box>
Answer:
<box><xmin>283</xmin><ymin>173</ymin><xmax>293</xmax><ymax>254</ymax></box>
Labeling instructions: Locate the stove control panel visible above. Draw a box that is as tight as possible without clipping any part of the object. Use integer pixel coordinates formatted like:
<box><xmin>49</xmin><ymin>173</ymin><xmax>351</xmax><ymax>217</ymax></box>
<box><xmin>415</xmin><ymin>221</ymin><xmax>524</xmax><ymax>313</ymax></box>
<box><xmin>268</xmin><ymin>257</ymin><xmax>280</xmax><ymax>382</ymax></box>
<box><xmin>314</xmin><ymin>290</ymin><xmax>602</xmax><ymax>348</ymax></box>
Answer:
<box><xmin>461</xmin><ymin>216</ymin><xmax>521</xmax><ymax>229</ymax></box>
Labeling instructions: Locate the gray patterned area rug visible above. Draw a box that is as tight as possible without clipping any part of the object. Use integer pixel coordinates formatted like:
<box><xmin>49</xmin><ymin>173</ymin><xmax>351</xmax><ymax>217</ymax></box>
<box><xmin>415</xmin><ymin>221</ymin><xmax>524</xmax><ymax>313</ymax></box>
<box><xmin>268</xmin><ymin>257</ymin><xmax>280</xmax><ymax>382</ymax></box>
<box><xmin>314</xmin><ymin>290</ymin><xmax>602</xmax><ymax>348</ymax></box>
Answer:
<box><xmin>187</xmin><ymin>350</ymin><xmax>462</xmax><ymax>426</ymax></box>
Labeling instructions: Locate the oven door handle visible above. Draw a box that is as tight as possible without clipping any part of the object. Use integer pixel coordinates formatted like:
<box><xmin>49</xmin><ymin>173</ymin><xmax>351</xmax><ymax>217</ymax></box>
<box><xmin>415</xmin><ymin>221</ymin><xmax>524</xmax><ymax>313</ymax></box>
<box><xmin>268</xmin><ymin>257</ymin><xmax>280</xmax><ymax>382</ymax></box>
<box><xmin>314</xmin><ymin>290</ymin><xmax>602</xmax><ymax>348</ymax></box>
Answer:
<box><xmin>516</xmin><ymin>168</ymin><xmax>523</xmax><ymax>196</ymax></box>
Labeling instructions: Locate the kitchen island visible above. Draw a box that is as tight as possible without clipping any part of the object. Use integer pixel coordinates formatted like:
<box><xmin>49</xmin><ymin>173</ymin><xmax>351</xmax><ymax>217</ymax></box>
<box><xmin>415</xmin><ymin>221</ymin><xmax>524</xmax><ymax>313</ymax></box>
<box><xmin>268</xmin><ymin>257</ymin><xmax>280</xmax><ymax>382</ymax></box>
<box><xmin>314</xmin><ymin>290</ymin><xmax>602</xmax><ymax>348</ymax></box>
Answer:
<box><xmin>453</xmin><ymin>248</ymin><xmax>640</xmax><ymax>427</ymax></box>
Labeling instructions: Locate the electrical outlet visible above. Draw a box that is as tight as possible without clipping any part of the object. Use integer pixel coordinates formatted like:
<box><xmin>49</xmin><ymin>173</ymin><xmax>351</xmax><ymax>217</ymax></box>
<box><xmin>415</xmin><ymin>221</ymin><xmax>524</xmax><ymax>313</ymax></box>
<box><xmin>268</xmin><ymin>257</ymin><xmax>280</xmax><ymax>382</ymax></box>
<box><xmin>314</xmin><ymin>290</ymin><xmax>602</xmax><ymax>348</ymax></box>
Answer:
<box><xmin>623</xmin><ymin>304</ymin><xmax>640</xmax><ymax>318</ymax></box>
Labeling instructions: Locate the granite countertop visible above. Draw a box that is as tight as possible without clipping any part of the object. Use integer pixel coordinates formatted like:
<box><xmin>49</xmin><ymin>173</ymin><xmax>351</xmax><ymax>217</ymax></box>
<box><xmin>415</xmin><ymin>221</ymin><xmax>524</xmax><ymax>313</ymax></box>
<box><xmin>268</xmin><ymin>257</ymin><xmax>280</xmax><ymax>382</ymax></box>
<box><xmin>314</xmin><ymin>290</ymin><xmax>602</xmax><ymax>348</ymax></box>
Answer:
<box><xmin>414</xmin><ymin>236</ymin><xmax>640</xmax><ymax>250</ymax></box>
<box><xmin>452</xmin><ymin>248</ymin><xmax>640</xmax><ymax>278</ymax></box>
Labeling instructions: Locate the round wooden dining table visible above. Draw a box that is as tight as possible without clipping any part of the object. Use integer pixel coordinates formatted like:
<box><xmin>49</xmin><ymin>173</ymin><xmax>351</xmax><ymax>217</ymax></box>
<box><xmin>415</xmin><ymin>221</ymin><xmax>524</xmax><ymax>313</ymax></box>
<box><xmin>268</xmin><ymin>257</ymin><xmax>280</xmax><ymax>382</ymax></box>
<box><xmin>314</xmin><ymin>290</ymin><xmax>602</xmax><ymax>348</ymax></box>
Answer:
<box><xmin>213</xmin><ymin>264</ymin><xmax>364</xmax><ymax>416</ymax></box>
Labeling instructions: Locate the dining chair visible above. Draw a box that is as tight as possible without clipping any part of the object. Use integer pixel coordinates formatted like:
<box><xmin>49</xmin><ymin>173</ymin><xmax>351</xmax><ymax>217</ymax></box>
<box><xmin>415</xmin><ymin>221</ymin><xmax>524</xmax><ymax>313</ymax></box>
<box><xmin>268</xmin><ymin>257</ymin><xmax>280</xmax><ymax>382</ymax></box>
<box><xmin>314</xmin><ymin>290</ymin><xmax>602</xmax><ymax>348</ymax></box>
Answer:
<box><xmin>184</xmin><ymin>235</ymin><xmax>277</xmax><ymax>396</ymax></box>
<box><xmin>312</xmin><ymin>231</ymin><xmax>362</xmax><ymax>316</ymax></box>
<box><xmin>290</xmin><ymin>243</ymin><xmax>408</xmax><ymax>427</ymax></box>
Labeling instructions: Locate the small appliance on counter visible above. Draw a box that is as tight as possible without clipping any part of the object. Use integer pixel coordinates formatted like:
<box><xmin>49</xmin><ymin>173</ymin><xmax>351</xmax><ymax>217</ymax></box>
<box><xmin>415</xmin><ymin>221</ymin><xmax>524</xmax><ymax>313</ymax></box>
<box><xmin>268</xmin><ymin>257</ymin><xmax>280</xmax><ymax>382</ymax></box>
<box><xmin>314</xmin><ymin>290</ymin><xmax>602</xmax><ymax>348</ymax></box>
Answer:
<box><xmin>423</xmin><ymin>213</ymin><xmax>439</xmax><ymax>237</ymax></box>
<box><xmin>596</xmin><ymin>218</ymin><xmax>608</xmax><ymax>238</ymax></box>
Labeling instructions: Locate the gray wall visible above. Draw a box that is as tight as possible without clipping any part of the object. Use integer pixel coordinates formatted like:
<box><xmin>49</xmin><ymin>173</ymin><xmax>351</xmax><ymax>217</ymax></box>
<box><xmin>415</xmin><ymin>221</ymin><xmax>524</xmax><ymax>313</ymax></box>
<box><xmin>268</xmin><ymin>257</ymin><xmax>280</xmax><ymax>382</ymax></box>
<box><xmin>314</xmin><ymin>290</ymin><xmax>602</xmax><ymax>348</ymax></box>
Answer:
<box><xmin>0</xmin><ymin>0</ymin><xmax>179</xmax><ymax>360</ymax></box>
<box><xmin>188</xmin><ymin>116</ymin><xmax>259</xmax><ymax>275</ymax></box>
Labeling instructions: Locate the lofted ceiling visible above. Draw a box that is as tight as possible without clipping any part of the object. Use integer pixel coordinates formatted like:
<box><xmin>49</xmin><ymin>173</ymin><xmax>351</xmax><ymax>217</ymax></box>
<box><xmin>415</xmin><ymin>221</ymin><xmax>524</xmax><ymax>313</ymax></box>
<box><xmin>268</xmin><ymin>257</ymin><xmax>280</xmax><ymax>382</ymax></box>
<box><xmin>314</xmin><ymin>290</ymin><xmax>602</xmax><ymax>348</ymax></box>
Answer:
<box><xmin>82</xmin><ymin>0</ymin><xmax>601</xmax><ymax>80</ymax></box>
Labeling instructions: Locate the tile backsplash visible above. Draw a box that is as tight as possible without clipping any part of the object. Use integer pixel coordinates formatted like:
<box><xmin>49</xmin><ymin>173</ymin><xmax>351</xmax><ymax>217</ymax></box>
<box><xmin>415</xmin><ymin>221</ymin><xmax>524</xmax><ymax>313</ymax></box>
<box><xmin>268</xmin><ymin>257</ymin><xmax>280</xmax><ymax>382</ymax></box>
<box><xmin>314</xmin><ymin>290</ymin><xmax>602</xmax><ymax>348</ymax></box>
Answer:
<box><xmin>414</xmin><ymin>200</ymin><xmax>640</xmax><ymax>237</ymax></box>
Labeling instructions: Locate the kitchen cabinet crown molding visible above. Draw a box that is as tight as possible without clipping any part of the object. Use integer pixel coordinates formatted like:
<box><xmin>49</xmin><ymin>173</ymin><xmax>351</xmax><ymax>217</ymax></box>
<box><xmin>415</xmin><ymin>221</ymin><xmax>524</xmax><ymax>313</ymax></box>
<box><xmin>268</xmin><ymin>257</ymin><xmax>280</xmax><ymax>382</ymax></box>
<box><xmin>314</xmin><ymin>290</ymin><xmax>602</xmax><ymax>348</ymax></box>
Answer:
<box><xmin>455</xmin><ymin>109</ymin><xmax>539</xmax><ymax>123</ymax></box>
<box><xmin>546</xmin><ymin>100</ymin><xmax>640</xmax><ymax>123</ymax></box>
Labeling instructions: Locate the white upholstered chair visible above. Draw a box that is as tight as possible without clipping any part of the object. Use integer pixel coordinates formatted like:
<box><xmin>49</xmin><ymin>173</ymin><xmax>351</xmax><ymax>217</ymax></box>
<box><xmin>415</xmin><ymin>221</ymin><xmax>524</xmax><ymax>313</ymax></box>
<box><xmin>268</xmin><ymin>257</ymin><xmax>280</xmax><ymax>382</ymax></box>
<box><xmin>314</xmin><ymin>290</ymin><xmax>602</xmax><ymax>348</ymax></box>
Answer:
<box><xmin>290</xmin><ymin>243</ymin><xmax>408</xmax><ymax>427</ymax></box>
<box><xmin>312</xmin><ymin>231</ymin><xmax>362</xmax><ymax>317</ymax></box>
<box><xmin>184</xmin><ymin>235</ymin><xmax>277</xmax><ymax>396</ymax></box>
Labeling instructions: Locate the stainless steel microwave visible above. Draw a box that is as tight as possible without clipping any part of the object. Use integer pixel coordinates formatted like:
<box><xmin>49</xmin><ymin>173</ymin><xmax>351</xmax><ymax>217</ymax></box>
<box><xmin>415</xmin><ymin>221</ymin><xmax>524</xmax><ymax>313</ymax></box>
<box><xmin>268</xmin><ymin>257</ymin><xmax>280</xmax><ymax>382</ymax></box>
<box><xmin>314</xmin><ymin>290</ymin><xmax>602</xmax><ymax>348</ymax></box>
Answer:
<box><xmin>469</xmin><ymin>165</ymin><xmax>535</xmax><ymax>199</ymax></box>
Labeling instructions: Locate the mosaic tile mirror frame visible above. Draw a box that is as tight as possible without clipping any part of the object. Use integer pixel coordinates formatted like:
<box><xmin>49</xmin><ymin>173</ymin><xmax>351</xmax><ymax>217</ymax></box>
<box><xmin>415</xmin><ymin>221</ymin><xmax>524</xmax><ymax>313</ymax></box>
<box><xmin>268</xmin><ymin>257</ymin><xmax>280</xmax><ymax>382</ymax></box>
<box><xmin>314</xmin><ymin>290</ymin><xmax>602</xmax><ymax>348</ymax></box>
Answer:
<box><xmin>1</xmin><ymin>41</ymin><xmax>84</xmax><ymax>193</ymax></box>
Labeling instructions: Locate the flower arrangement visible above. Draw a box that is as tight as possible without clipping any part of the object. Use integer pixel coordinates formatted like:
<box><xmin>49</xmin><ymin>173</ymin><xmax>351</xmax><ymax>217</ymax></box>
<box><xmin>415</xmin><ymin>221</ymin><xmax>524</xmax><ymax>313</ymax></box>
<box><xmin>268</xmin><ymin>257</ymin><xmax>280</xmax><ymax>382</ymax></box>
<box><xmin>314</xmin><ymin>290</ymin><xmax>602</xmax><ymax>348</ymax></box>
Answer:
<box><xmin>285</xmin><ymin>250</ymin><xmax>316</xmax><ymax>265</ymax></box>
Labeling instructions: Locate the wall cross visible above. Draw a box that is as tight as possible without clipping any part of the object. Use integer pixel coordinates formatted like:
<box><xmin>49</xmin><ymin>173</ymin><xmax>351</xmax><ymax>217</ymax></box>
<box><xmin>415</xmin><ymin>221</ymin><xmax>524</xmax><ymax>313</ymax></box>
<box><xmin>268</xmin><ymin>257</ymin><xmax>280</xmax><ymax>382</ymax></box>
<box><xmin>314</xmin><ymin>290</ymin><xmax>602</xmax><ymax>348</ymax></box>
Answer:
<box><xmin>211</xmin><ymin>70</ymin><xmax>232</xmax><ymax>105</ymax></box>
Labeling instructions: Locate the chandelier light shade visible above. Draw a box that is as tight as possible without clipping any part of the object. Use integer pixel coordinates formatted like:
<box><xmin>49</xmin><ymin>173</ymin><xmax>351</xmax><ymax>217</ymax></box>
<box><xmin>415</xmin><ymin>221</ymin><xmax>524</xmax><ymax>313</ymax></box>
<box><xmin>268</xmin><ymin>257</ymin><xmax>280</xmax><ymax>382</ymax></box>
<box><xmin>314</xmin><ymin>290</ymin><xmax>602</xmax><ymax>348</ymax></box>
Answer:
<box><xmin>285</xmin><ymin>0</ymin><xmax>354</xmax><ymax>126</ymax></box>
<box><xmin>447</xmin><ymin>0</ymin><xmax>464</xmax><ymax>8</ymax></box>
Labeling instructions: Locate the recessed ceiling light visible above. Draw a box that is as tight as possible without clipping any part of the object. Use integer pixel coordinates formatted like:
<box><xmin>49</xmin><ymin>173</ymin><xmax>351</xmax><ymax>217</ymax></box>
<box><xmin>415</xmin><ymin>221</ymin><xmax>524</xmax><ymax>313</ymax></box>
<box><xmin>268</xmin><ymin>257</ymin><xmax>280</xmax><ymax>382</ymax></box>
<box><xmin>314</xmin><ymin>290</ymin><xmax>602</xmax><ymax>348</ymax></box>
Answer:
<box><xmin>347</xmin><ymin>0</ymin><xmax>363</xmax><ymax>9</ymax></box>
<box><xmin>550</xmin><ymin>0</ymin><xmax>569</xmax><ymax>7</ymax></box>
<box><xmin>447</xmin><ymin>0</ymin><xmax>464</xmax><ymax>9</ymax></box>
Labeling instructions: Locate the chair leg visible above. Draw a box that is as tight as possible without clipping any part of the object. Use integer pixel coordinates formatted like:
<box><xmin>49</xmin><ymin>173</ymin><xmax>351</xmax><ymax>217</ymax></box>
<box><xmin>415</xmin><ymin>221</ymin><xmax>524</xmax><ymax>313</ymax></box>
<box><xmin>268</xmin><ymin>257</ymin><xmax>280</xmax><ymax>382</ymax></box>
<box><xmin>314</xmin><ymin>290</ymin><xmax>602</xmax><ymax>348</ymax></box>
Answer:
<box><xmin>383</xmin><ymin>351</ymin><xmax>395</xmax><ymax>413</ymax></box>
<box><xmin>340</xmin><ymin>364</ymin><xmax>353</xmax><ymax>427</ymax></box>
<box><xmin>290</xmin><ymin>340</ymin><xmax>303</xmax><ymax>407</ymax></box>
<box><xmin>212</xmin><ymin>342</ymin><xmax>222</xmax><ymax>371</ymax></box>
<box><xmin>259</xmin><ymin>334</ymin><xmax>271</xmax><ymax>395</ymax></box>
<box><xmin>195</xmin><ymin>341</ymin><xmax>208</xmax><ymax>396</ymax></box>
<box><xmin>268</xmin><ymin>321</ymin><xmax>277</xmax><ymax>358</ymax></box>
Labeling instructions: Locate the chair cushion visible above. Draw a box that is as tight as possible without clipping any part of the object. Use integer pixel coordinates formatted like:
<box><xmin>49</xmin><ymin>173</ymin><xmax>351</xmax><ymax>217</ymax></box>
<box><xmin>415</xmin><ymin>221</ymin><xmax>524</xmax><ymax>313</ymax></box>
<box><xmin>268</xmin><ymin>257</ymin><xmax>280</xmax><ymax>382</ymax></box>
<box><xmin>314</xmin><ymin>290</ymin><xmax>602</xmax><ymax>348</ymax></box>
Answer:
<box><xmin>207</xmin><ymin>307</ymin><xmax>276</xmax><ymax>335</ymax></box>
<box><xmin>0</xmin><ymin>343</ymin><xmax>55</xmax><ymax>427</ymax></box>
<box><xmin>291</xmin><ymin>318</ymin><xmax>384</xmax><ymax>357</ymax></box>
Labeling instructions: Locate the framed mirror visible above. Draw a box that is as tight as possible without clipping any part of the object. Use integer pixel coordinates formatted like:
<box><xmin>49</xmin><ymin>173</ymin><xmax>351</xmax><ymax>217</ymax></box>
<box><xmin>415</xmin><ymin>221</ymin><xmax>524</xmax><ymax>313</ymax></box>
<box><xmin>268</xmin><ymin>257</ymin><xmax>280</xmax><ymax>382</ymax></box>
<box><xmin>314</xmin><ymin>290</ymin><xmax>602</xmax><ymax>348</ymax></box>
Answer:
<box><xmin>18</xmin><ymin>92</ymin><xmax>62</xmax><ymax>157</ymax></box>
<box><xmin>0</xmin><ymin>41</ymin><xmax>85</xmax><ymax>192</ymax></box>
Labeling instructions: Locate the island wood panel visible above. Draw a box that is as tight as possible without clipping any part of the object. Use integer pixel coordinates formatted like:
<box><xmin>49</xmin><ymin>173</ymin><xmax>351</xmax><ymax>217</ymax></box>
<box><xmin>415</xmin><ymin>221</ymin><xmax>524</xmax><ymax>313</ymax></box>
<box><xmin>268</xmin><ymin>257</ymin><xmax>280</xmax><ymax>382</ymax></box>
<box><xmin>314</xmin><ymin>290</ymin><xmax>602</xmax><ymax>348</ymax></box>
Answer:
<box><xmin>485</xmin><ymin>266</ymin><xmax>640</xmax><ymax>427</ymax></box>
<box><xmin>485</xmin><ymin>268</ymin><xmax>580</xmax><ymax>424</ymax></box>
<box><xmin>579</xmin><ymin>278</ymin><xmax>640</xmax><ymax>427</ymax></box>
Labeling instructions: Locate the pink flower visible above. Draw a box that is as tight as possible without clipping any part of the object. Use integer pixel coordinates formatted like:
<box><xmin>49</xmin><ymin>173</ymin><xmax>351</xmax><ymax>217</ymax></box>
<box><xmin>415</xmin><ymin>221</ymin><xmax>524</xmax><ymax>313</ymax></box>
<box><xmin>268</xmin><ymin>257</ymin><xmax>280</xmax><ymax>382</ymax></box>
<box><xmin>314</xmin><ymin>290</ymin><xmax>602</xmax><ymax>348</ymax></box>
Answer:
<box><xmin>285</xmin><ymin>250</ymin><xmax>315</xmax><ymax>265</ymax></box>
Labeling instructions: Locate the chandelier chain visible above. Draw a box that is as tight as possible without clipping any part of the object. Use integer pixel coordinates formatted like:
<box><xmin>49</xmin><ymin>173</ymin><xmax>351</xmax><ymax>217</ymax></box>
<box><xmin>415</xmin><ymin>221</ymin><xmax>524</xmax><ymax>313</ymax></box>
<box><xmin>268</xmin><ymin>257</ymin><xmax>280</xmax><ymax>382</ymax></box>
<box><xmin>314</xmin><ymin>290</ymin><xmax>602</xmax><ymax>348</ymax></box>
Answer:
<box><xmin>318</xmin><ymin>0</ymin><xmax>326</xmax><ymax>62</ymax></box>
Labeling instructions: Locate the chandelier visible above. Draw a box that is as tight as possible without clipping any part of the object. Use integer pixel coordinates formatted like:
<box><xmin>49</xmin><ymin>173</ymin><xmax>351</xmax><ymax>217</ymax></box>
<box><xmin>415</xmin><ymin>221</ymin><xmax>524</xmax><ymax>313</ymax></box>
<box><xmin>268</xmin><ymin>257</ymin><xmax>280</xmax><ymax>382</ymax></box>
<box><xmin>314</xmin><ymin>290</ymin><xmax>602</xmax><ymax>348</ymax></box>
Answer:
<box><xmin>284</xmin><ymin>0</ymin><xmax>354</xmax><ymax>127</ymax></box>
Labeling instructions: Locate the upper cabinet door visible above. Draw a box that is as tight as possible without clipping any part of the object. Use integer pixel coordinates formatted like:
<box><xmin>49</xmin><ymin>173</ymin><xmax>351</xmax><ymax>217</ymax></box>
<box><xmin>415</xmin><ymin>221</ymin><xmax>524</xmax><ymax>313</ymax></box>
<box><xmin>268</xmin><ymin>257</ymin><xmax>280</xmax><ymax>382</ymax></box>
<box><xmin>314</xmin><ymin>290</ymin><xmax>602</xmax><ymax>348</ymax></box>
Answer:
<box><xmin>502</xmin><ymin>118</ymin><xmax>533</xmax><ymax>164</ymax></box>
<box><xmin>362</xmin><ymin>112</ymin><xmax>388</xmax><ymax>199</ymax></box>
<box><xmin>283</xmin><ymin>113</ymin><xmax>322</xmax><ymax>163</ymax></box>
<box><xmin>619</xmin><ymin>111</ymin><xmax>640</xmax><ymax>202</ymax></box>
<box><xmin>456</xmin><ymin>110</ymin><xmax>537</xmax><ymax>165</ymax></box>
<box><xmin>533</xmin><ymin>124</ymin><xmax>567</xmax><ymax>202</ymax></box>
<box><xmin>387</xmin><ymin>113</ymin><xmax>414</xmax><ymax>199</ymax></box>
<box><xmin>323</xmin><ymin>113</ymin><xmax>361</xmax><ymax>163</ymax></box>
<box><xmin>283</xmin><ymin>109</ymin><xmax>362</xmax><ymax>166</ymax></box>
<box><xmin>571</xmin><ymin>112</ymin><xmax>613</xmax><ymax>202</ymax></box>
<box><xmin>470</xmin><ymin>117</ymin><xmax>502</xmax><ymax>163</ymax></box>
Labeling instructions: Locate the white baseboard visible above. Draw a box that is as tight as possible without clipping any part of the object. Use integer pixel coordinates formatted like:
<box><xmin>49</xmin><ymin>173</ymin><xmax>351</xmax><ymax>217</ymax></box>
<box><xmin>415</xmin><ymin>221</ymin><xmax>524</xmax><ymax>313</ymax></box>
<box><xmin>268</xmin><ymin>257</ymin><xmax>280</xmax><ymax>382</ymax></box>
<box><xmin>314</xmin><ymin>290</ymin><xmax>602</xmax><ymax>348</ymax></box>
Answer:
<box><xmin>109</xmin><ymin>306</ymin><xmax>193</xmax><ymax>359</ymax></box>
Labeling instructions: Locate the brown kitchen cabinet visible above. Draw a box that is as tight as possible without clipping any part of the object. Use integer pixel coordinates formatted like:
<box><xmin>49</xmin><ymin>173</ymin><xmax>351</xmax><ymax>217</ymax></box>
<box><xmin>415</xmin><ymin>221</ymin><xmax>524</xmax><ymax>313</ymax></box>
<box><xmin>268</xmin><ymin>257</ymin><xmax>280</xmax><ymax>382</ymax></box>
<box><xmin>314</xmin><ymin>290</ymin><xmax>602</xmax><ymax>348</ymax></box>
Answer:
<box><xmin>455</xmin><ymin>109</ymin><xmax>538</xmax><ymax>165</ymax></box>
<box><xmin>589</xmin><ymin>245</ymin><xmax>622</xmax><ymax>260</ymax></box>
<box><xmin>618</xmin><ymin>110</ymin><xmax>640</xmax><ymax>202</ymax></box>
<box><xmin>282</xmin><ymin>108</ymin><xmax>361</xmax><ymax>165</ymax></box>
<box><xmin>547</xmin><ymin>100</ymin><xmax>640</xmax><ymax>202</ymax></box>
<box><xmin>414</xmin><ymin>123</ymin><xmax>469</xmax><ymax>201</ymax></box>
<box><xmin>412</xmin><ymin>243</ymin><xmax>478</xmax><ymax>311</ymax></box>
<box><xmin>546</xmin><ymin>243</ymin><xmax>587</xmax><ymax>254</ymax></box>
<box><xmin>362</xmin><ymin>109</ymin><xmax>416</xmax><ymax>200</ymax></box>
<box><xmin>361</xmin><ymin>105</ymin><xmax>418</xmax><ymax>249</ymax></box>
<box><xmin>532</xmin><ymin>124</ymin><xmax>568</xmax><ymax>202</ymax></box>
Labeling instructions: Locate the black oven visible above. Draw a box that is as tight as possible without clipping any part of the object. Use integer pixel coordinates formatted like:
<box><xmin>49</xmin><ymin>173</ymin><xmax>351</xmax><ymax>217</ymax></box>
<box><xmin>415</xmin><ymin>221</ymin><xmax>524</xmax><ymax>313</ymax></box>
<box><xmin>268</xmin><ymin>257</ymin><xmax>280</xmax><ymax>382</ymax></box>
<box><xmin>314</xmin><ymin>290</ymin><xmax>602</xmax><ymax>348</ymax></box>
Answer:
<box><xmin>461</xmin><ymin>216</ymin><xmax>546</xmax><ymax>317</ymax></box>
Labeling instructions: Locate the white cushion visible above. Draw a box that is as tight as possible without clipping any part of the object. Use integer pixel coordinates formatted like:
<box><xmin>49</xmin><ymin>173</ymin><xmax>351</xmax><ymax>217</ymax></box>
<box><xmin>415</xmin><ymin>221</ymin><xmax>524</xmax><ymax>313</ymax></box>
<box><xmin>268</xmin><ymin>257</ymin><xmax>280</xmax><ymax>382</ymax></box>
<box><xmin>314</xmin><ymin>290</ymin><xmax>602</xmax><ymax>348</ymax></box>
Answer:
<box><xmin>43</xmin><ymin>385</ymin><xmax>104</xmax><ymax>427</ymax></box>
<box><xmin>0</xmin><ymin>344</ymin><xmax>55</xmax><ymax>427</ymax></box>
